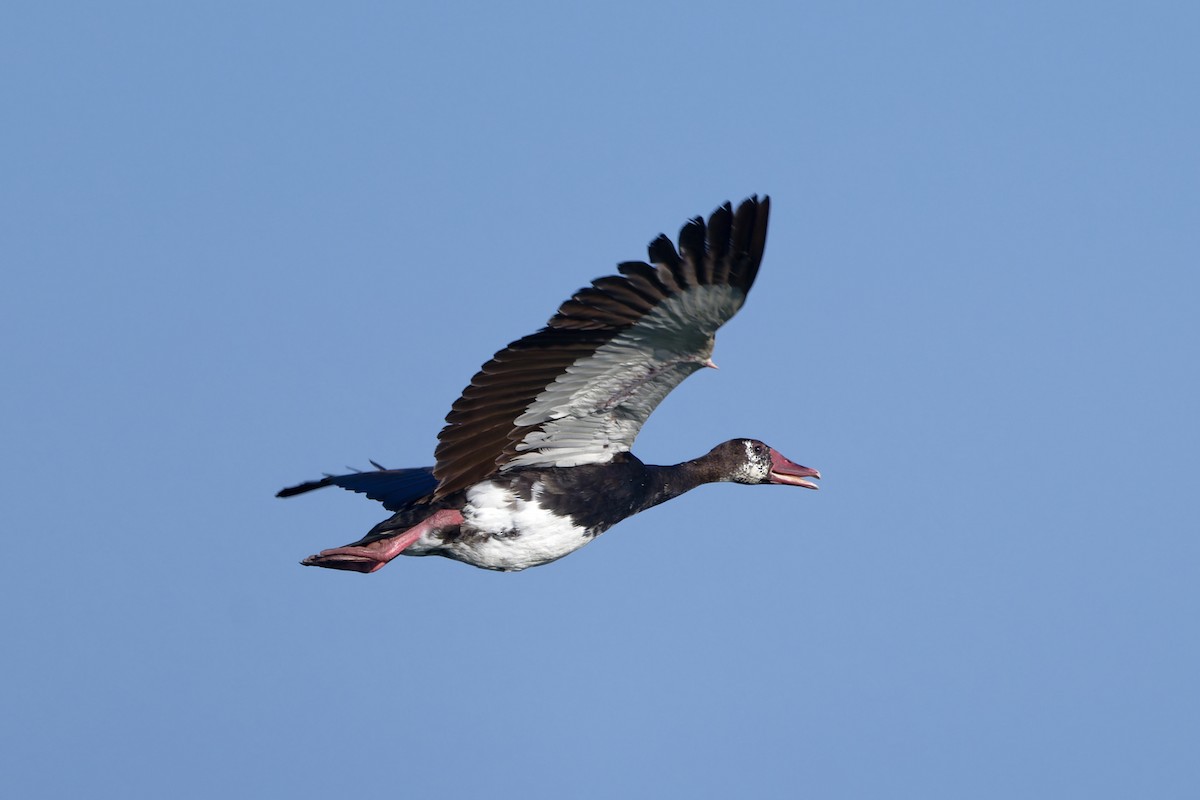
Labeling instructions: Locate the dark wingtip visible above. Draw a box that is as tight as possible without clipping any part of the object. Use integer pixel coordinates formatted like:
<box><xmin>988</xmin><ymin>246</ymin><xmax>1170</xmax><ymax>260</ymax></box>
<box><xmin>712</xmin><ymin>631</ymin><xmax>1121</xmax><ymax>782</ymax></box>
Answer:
<box><xmin>728</xmin><ymin>195</ymin><xmax>770</xmax><ymax>293</ymax></box>
<box><xmin>647</xmin><ymin>233</ymin><xmax>681</xmax><ymax>268</ymax></box>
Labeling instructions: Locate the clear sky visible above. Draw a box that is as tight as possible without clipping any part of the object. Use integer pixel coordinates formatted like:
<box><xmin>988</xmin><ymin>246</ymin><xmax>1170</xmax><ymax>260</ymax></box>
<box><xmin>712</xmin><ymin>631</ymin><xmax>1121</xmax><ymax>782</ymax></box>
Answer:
<box><xmin>3</xmin><ymin>2</ymin><xmax>1198</xmax><ymax>798</ymax></box>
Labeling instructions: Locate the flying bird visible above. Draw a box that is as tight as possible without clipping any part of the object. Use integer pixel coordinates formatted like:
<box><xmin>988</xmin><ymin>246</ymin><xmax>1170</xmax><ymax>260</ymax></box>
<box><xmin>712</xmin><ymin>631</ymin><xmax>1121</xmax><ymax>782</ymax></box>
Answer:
<box><xmin>278</xmin><ymin>196</ymin><xmax>819</xmax><ymax>573</ymax></box>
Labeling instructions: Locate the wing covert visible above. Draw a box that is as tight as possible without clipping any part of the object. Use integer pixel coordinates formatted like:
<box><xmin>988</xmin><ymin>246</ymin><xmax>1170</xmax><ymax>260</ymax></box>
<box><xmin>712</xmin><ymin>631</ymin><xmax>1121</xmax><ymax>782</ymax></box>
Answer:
<box><xmin>432</xmin><ymin>196</ymin><xmax>770</xmax><ymax>498</ymax></box>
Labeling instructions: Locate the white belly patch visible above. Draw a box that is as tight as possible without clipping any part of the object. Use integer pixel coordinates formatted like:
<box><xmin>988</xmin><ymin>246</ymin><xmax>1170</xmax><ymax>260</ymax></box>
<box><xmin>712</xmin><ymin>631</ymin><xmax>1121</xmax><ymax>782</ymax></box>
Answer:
<box><xmin>422</xmin><ymin>481</ymin><xmax>593</xmax><ymax>571</ymax></box>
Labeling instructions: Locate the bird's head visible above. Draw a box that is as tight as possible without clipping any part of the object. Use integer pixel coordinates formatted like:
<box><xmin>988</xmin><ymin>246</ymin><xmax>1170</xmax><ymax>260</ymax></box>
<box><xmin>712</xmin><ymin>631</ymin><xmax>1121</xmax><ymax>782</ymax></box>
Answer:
<box><xmin>709</xmin><ymin>438</ymin><xmax>821</xmax><ymax>488</ymax></box>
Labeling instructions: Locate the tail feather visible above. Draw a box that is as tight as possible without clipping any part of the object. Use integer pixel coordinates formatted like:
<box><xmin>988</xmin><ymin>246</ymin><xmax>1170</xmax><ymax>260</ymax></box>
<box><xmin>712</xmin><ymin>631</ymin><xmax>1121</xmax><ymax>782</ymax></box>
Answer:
<box><xmin>276</xmin><ymin>465</ymin><xmax>438</xmax><ymax>511</ymax></box>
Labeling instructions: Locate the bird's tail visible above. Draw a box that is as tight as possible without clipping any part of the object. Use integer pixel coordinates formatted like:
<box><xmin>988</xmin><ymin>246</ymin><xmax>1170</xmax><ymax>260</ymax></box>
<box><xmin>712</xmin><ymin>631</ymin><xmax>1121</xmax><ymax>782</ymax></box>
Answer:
<box><xmin>276</xmin><ymin>464</ymin><xmax>437</xmax><ymax>511</ymax></box>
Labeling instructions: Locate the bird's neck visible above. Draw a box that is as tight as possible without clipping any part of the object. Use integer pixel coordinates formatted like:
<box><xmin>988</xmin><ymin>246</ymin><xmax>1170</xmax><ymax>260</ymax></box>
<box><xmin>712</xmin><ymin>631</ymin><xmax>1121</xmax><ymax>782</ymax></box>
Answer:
<box><xmin>642</xmin><ymin>455</ymin><xmax>725</xmax><ymax>512</ymax></box>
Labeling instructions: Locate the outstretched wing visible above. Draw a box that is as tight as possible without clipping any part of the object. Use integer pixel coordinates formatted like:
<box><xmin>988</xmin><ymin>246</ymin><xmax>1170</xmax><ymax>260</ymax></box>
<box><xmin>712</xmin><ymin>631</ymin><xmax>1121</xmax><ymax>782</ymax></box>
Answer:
<box><xmin>432</xmin><ymin>196</ymin><xmax>770</xmax><ymax>498</ymax></box>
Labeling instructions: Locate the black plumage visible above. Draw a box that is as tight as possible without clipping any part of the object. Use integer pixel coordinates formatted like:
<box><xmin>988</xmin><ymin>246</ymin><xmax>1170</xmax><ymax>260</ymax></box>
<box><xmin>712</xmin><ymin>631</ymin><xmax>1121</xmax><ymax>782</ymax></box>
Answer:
<box><xmin>278</xmin><ymin>196</ymin><xmax>820</xmax><ymax>575</ymax></box>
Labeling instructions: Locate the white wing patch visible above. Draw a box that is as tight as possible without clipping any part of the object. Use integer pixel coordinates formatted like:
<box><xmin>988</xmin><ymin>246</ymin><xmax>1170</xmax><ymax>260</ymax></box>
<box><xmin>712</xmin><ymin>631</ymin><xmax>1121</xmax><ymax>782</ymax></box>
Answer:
<box><xmin>504</xmin><ymin>284</ymin><xmax>744</xmax><ymax>470</ymax></box>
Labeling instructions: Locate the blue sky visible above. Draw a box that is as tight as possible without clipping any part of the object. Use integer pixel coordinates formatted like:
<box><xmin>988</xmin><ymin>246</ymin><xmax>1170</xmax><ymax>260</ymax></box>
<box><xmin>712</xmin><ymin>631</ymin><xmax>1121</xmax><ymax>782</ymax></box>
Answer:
<box><xmin>3</xmin><ymin>2</ymin><xmax>1198</xmax><ymax>797</ymax></box>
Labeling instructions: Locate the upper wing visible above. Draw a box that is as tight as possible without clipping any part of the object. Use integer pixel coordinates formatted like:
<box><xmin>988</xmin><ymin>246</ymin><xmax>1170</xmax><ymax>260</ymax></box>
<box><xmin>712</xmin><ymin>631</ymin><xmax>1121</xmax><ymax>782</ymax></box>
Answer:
<box><xmin>432</xmin><ymin>196</ymin><xmax>770</xmax><ymax>498</ymax></box>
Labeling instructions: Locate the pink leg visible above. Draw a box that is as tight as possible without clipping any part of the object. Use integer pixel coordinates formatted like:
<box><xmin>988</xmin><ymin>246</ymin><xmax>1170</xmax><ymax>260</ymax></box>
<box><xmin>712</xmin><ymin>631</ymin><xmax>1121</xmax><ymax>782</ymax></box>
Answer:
<box><xmin>302</xmin><ymin>509</ymin><xmax>463</xmax><ymax>574</ymax></box>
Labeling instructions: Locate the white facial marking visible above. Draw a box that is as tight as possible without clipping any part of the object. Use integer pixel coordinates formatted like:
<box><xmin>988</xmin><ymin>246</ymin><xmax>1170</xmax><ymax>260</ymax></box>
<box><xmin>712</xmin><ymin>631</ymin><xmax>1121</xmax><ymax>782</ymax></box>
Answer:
<box><xmin>727</xmin><ymin>440</ymin><xmax>770</xmax><ymax>484</ymax></box>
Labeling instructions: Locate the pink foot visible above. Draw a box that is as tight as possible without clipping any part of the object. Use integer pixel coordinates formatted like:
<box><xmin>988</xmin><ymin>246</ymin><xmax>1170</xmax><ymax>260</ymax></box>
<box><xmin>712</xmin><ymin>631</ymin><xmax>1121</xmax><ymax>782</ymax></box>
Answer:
<box><xmin>302</xmin><ymin>509</ymin><xmax>463</xmax><ymax>574</ymax></box>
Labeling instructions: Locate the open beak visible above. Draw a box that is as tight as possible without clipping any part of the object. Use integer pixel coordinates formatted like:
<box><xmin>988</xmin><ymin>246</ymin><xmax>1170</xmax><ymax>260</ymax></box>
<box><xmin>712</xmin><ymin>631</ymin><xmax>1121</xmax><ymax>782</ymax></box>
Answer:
<box><xmin>768</xmin><ymin>448</ymin><xmax>821</xmax><ymax>490</ymax></box>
